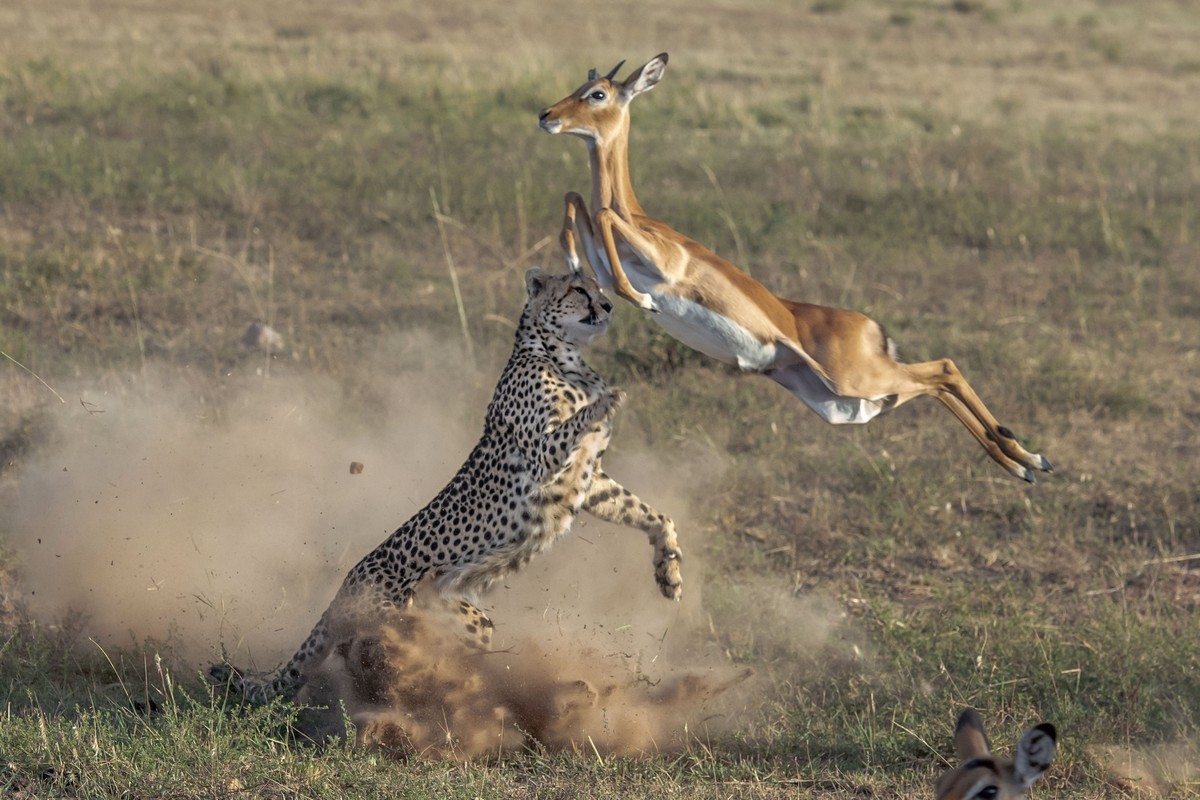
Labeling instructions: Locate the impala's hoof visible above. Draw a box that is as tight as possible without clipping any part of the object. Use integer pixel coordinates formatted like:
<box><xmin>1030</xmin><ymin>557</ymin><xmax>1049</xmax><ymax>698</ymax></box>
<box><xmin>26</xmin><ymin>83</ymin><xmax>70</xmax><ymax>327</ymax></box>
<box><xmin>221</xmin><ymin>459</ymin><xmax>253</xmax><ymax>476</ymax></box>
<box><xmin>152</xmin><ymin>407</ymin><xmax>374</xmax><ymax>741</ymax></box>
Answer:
<box><xmin>1008</xmin><ymin>463</ymin><xmax>1037</xmax><ymax>484</ymax></box>
<box><xmin>1038</xmin><ymin>455</ymin><xmax>1054</xmax><ymax>473</ymax></box>
<box><xmin>629</xmin><ymin>291</ymin><xmax>658</xmax><ymax>313</ymax></box>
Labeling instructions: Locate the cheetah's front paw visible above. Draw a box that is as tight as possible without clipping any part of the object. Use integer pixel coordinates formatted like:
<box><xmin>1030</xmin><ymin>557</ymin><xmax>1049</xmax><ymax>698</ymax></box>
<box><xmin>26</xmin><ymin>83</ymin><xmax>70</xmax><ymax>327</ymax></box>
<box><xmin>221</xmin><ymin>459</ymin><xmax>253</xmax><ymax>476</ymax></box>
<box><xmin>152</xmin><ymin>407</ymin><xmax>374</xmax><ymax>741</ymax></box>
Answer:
<box><xmin>592</xmin><ymin>387</ymin><xmax>626</xmax><ymax>421</ymax></box>
<box><xmin>655</xmin><ymin>545</ymin><xmax>683</xmax><ymax>601</ymax></box>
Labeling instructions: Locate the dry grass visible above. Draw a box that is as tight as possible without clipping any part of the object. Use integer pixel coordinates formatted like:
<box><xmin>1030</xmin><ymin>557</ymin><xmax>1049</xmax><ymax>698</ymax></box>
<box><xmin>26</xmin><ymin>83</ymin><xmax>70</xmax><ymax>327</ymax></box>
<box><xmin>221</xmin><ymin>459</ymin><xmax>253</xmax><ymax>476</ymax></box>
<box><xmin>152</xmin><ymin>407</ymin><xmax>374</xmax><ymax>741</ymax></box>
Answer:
<box><xmin>5</xmin><ymin>0</ymin><xmax>1200</xmax><ymax>131</ymax></box>
<box><xmin>2</xmin><ymin>0</ymin><xmax>1200</xmax><ymax>797</ymax></box>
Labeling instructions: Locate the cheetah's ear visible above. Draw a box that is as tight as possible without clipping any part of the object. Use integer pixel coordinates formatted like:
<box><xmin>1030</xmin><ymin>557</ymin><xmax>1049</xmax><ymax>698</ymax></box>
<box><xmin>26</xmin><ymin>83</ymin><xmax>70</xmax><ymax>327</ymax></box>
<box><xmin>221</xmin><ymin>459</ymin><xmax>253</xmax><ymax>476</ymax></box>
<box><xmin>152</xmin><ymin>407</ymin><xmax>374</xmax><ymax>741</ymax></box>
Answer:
<box><xmin>525</xmin><ymin>267</ymin><xmax>547</xmax><ymax>297</ymax></box>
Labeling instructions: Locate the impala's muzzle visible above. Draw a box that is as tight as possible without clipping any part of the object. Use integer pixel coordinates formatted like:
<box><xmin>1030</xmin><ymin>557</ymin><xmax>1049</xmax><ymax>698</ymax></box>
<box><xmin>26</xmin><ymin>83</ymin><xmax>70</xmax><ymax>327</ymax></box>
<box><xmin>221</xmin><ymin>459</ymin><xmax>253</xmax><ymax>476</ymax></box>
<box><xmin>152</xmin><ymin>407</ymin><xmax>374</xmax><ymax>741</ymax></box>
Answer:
<box><xmin>538</xmin><ymin>108</ymin><xmax>562</xmax><ymax>134</ymax></box>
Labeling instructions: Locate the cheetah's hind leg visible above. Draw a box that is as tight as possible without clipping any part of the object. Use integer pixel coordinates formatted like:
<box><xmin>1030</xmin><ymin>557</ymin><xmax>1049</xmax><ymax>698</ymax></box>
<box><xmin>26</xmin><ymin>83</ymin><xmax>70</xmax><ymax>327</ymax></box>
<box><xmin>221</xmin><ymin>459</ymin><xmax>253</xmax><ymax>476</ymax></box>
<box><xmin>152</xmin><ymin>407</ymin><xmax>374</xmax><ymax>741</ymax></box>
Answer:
<box><xmin>452</xmin><ymin>598</ymin><xmax>495</xmax><ymax>651</ymax></box>
<box><xmin>208</xmin><ymin>596</ymin><xmax>494</xmax><ymax>706</ymax></box>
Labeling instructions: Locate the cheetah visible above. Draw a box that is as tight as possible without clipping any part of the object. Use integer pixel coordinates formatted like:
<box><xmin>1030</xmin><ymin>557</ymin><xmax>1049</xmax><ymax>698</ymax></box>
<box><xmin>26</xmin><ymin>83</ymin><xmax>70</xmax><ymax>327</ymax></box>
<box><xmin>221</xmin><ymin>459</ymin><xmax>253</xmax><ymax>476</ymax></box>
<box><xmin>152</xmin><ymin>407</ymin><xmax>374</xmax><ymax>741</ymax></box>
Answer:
<box><xmin>211</xmin><ymin>267</ymin><xmax>684</xmax><ymax>704</ymax></box>
<box><xmin>935</xmin><ymin>709</ymin><xmax>1057</xmax><ymax>799</ymax></box>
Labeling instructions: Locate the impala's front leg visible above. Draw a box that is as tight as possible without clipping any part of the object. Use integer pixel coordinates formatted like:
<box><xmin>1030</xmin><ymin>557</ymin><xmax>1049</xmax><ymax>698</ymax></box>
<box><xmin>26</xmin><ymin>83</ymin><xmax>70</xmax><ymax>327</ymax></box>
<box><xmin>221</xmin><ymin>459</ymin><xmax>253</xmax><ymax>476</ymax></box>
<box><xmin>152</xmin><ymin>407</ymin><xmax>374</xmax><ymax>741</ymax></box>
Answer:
<box><xmin>583</xmin><ymin>470</ymin><xmax>682</xmax><ymax>600</ymax></box>
<box><xmin>561</xmin><ymin>192</ymin><xmax>613</xmax><ymax>290</ymax></box>
<box><xmin>595</xmin><ymin>208</ymin><xmax>658</xmax><ymax>312</ymax></box>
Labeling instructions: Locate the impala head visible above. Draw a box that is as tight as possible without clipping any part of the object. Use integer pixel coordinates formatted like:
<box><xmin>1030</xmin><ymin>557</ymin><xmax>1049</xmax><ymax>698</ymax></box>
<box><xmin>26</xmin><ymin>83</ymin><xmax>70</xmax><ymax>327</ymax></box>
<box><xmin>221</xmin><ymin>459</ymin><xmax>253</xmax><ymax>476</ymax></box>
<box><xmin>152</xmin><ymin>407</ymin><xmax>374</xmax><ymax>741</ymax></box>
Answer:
<box><xmin>539</xmin><ymin>53</ymin><xmax>668</xmax><ymax>142</ymax></box>
<box><xmin>934</xmin><ymin>710</ymin><xmax>1057</xmax><ymax>800</ymax></box>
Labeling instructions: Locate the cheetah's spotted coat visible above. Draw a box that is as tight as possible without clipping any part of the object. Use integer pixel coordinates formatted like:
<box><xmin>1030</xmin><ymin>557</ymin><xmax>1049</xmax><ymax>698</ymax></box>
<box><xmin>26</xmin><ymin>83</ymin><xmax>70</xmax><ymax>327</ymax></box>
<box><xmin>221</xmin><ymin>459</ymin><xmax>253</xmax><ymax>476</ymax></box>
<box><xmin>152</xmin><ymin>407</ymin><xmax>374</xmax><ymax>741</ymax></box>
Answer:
<box><xmin>212</xmin><ymin>268</ymin><xmax>683</xmax><ymax>703</ymax></box>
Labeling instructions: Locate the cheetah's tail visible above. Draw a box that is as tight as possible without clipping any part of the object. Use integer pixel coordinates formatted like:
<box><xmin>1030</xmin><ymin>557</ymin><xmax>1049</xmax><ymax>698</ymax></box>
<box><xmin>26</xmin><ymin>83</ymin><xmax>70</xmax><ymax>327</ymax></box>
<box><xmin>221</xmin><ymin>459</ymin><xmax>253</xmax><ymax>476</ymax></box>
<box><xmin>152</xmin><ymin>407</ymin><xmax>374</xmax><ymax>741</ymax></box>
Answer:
<box><xmin>208</xmin><ymin>661</ymin><xmax>274</xmax><ymax>705</ymax></box>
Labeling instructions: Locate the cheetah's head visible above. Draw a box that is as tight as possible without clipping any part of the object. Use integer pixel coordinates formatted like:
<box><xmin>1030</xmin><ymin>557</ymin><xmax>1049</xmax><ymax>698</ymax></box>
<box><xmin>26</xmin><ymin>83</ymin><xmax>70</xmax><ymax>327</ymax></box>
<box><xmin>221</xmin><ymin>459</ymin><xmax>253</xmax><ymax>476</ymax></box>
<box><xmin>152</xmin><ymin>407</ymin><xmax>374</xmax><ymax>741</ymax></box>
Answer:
<box><xmin>525</xmin><ymin>267</ymin><xmax>613</xmax><ymax>346</ymax></box>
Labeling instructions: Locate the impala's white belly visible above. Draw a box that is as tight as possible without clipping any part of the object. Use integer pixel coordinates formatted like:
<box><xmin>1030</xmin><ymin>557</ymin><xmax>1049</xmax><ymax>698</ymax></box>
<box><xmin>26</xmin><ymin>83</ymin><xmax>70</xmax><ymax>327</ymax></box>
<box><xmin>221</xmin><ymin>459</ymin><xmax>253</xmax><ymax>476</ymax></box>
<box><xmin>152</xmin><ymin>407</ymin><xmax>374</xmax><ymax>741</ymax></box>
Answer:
<box><xmin>767</xmin><ymin>362</ymin><xmax>888</xmax><ymax>425</ymax></box>
<box><xmin>648</xmin><ymin>291</ymin><xmax>887</xmax><ymax>424</ymax></box>
<box><xmin>648</xmin><ymin>291</ymin><xmax>779</xmax><ymax>371</ymax></box>
<box><xmin>602</xmin><ymin>252</ymin><xmax>887</xmax><ymax>425</ymax></box>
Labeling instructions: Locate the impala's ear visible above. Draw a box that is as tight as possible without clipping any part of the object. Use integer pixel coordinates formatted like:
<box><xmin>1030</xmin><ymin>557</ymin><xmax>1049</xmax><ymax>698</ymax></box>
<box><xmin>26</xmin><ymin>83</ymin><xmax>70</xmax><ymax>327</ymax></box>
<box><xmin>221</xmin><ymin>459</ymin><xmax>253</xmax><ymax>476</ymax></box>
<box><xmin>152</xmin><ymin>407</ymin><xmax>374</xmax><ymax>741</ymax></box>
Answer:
<box><xmin>620</xmin><ymin>52</ymin><xmax>668</xmax><ymax>103</ymax></box>
<box><xmin>525</xmin><ymin>267</ymin><xmax>547</xmax><ymax>297</ymax></box>
<box><xmin>953</xmin><ymin>709</ymin><xmax>992</xmax><ymax>762</ymax></box>
<box><xmin>1013</xmin><ymin>723</ymin><xmax>1057</xmax><ymax>789</ymax></box>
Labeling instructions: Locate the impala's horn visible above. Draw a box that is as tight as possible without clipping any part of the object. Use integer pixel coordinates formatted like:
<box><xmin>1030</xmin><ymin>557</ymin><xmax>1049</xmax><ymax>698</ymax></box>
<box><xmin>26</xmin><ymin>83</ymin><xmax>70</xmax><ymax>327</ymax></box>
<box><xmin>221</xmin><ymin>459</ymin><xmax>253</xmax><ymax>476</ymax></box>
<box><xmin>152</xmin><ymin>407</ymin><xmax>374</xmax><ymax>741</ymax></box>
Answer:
<box><xmin>588</xmin><ymin>67</ymin><xmax>599</xmax><ymax>81</ymax></box>
<box><xmin>604</xmin><ymin>60</ymin><xmax>626</xmax><ymax>80</ymax></box>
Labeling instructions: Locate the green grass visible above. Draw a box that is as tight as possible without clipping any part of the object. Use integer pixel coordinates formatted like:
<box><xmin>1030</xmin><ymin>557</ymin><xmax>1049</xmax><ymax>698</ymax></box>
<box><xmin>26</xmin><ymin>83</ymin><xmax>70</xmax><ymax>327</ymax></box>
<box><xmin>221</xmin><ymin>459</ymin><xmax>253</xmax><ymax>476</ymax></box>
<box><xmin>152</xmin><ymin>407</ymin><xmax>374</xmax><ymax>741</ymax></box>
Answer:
<box><xmin>3</xmin><ymin>0</ymin><xmax>1200</xmax><ymax>796</ymax></box>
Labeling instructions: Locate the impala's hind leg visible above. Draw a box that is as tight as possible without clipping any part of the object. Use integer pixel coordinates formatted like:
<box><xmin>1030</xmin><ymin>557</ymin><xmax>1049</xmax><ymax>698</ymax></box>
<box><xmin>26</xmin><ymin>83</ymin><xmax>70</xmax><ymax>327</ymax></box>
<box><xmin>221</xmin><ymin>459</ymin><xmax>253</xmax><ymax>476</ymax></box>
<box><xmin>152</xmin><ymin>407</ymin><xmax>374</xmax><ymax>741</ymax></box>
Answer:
<box><xmin>898</xmin><ymin>359</ymin><xmax>1052</xmax><ymax>482</ymax></box>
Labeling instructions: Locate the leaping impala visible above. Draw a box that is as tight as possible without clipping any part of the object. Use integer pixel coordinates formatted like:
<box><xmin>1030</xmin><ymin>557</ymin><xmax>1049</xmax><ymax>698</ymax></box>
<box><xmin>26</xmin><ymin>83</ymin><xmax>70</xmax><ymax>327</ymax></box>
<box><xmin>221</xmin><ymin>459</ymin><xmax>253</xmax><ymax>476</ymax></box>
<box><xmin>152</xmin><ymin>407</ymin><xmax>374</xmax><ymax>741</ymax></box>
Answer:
<box><xmin>538</xmin><ymin>53</ymin><xmax>1053</xmax><ymax>483</ymax></box>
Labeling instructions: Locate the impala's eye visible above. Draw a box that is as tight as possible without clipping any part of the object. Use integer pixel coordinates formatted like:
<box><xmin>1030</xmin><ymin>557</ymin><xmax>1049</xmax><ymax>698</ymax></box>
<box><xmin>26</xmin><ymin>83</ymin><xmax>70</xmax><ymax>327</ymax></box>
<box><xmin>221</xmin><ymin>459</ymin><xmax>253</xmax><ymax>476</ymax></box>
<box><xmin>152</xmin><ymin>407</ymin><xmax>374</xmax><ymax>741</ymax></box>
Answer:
<box><xmin>589</xmin><ymin>90</ymin><xmax>607</xmax><ymax>102</ymax></box>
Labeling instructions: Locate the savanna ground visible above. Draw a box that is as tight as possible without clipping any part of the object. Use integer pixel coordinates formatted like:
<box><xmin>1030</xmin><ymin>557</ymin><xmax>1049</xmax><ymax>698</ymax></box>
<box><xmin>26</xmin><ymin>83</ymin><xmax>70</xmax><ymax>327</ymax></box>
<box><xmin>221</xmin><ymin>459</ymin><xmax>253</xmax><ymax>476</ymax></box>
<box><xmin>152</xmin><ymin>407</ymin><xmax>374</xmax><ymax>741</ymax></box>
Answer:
<box><xmin>2</xmin><ymin>0</ymin><xmax>1200</xmax><ymax>796</ymax></box>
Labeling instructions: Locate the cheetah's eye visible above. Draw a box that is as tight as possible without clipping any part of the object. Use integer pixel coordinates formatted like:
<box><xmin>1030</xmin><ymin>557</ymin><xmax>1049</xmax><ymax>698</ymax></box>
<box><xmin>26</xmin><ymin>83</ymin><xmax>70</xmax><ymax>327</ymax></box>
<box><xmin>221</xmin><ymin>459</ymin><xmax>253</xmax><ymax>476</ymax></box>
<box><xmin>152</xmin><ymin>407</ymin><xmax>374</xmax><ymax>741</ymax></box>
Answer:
<box><xmin>572</xmin><ymin>286</ymin><xmax>590</xmax><ymax>298</ymax></box>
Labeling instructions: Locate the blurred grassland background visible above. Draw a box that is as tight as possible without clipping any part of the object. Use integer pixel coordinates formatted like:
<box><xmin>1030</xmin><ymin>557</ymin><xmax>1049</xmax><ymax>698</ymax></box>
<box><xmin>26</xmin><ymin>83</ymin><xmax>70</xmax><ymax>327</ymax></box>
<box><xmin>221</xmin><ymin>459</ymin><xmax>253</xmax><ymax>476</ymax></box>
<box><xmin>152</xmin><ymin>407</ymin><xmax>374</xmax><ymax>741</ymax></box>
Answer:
<box><xmin>2</xmin><ymin>0</ymin><xmax>1200</xmax><ymax>797</ymax></box>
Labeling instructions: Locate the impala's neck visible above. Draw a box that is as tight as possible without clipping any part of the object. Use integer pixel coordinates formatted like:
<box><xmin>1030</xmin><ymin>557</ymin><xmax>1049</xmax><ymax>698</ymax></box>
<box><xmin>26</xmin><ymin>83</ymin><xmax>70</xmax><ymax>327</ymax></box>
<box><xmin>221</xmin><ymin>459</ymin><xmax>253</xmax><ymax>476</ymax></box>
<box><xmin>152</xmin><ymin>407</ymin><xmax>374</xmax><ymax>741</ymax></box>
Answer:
<box><xmin>587</xmin><ymin>116</ymin><xmax>644</xmax><ymax>219</ymax></box>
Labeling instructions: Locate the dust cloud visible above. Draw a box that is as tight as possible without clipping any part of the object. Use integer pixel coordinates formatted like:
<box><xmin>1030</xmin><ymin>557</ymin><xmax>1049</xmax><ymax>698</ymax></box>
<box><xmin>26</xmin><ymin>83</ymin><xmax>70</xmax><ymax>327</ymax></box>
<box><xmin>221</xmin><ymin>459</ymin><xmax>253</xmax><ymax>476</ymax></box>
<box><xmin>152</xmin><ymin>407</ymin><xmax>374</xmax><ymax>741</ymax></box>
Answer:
<box><xmin>4</xmin><ymin>339</ymin><xmax>483</xmax><ymax>666</ymax></box>
<box><xmin>1090</xmin><ymin>742</ymin><xmax>1200</xmax><ymax>797</ymax></box>
<box><xmin>295</xmin><ymin>589</ymin><xmax>753</xmax><ymax>759</ymax></box>
<box><xmin>3</xmin><ymin>335</ymin><xmax>847</xmax><ymax>757</ymax></box>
